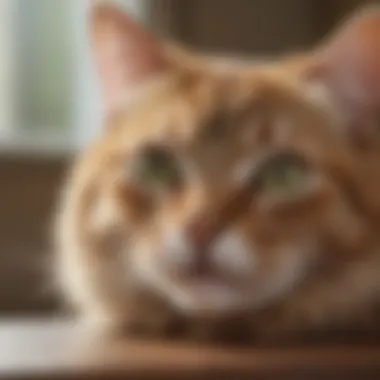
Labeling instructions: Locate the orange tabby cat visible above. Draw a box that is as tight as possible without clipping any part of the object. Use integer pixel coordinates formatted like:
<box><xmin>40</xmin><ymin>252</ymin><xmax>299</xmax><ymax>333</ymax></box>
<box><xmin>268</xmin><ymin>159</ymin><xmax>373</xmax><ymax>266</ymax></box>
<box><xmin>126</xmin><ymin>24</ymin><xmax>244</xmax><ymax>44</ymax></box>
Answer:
<box><xmin>56</xmin><ymin>4</ymin><xmax>380</xmax><ymax>343</ymax></box>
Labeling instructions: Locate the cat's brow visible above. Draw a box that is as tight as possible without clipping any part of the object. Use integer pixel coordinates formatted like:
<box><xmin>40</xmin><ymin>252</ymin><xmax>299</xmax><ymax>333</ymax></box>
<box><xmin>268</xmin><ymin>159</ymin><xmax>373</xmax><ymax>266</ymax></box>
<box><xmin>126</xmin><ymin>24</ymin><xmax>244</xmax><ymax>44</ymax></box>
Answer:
<box><xmin>197</xmin><ymin>110</ymin><xmax>230</xmax><ymax>142</ymax></box>
<box><xmin>197</xmin><ymin>99</ymin><xmax>261</xmax><ymax>143</ymax></box>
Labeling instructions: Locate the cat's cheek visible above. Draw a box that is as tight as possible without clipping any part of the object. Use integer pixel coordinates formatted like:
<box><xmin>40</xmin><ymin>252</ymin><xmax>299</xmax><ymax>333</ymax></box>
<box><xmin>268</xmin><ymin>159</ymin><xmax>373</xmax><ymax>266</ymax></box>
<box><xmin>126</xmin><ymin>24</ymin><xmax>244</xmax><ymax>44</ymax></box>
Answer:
<box><xmin>157</xmin><ymin>228</ymin><xmax>195</xmax><ymax>272</ymax></box>
<box><xmin>127</xmin><ymin>228</ymin><xmax>192</xmax><ymax>289</ymax></box>
<box><xmin>249</xmin><ymin>240</ymin><xmax>320</xmax><ymax>307</ymax></box>
<box><xmin>211</xmin><ymin>231</ymin><xmax>256</xmax><ymax>278</ymax></box>
<box><xmin>128</xmin><ymin>238</ymin><xmax>166</xmax><ymax>292</ymax></box>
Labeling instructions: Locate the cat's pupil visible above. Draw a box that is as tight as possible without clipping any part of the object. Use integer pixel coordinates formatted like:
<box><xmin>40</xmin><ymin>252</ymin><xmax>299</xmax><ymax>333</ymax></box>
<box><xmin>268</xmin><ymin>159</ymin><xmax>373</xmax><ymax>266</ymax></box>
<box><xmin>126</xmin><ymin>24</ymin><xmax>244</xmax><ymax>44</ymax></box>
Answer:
<box><xmin>259</xmin><ymin>153</ymin><xmax>307</xmax><ymax>192</ymax></box>
<box><xmin>137</xmin><ymin>146</ymin><xmax>180</xmax><ymax>187</ymax></box>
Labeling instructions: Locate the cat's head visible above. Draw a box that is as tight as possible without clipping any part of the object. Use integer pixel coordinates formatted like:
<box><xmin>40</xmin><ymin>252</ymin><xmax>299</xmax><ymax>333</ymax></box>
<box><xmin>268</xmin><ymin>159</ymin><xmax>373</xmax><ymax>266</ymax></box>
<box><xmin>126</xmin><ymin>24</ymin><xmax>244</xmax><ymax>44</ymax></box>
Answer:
<box><xmin>78</xmin><ymin>4</ymin><xmax>380</xmax><ymax>317</ymax></box>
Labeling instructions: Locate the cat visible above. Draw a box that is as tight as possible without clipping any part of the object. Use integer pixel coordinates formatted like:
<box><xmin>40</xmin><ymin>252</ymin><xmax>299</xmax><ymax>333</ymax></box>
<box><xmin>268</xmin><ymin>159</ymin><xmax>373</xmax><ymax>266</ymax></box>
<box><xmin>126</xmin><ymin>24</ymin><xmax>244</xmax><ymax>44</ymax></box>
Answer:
<box><xmin>55</xmin><ymin>3</ymin><xmax>380</xmax><ymax>343</ymax></box>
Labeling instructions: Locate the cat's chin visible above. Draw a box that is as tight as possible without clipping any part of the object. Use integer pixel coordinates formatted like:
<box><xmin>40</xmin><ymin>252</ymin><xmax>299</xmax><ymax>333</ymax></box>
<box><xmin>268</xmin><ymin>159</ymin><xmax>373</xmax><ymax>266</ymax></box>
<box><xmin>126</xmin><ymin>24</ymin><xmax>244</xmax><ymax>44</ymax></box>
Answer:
<box><xmin>142</xmin><ymin>271</ymin><xmax>254</xmax><ymax>317</ymax></box>
<box><xmin>166</xmin><ymin>279</ymin><xmax>253</xmax><ymax>317</ymax></box>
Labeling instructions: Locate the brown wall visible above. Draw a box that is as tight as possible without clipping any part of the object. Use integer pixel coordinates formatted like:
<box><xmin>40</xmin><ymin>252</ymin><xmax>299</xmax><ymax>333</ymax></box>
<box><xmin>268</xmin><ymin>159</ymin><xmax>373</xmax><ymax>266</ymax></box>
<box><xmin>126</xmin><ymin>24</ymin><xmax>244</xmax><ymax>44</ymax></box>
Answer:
<box><xmin>152</xmin><ymin>0</ymin><xmax>365</xmax><ymax>54</ymax></box>
<box><xmin>0</xmin><ymin>156</ymin><xmax>68</xmax><ymax>315</ymax></box>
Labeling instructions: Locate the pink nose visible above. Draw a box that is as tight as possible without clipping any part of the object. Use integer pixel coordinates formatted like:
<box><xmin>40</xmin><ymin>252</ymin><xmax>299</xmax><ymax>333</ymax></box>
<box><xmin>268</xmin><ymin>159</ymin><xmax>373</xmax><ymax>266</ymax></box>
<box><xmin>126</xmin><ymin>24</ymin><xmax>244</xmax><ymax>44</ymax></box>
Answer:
<box><xmin>185</xmin><ymin>216</ymin><xmax>218</xmax><ymax>251</ymax></box>
<box><xmin>184</xmin><ymin>183</ymin><xmax>254</xmax><ymax>258</ymax></box>
<box><xmin>184</xmin><ymin>217</ymin><xmax>217</xmax><ymax>276</ymax></box>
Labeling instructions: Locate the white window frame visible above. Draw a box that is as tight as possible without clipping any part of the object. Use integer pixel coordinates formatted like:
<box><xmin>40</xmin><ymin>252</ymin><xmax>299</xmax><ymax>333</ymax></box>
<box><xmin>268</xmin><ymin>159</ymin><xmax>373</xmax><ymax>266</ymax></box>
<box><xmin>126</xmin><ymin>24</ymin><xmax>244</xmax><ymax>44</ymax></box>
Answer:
<box><xmin>0</xmin><ymin>0</ymin><xmax>16</xmax><ymax>141</ymax></box>
<box><xmin>0</xmin><ymin>0</ymin><xmax>149</xmax><ymax>155</ymax></box>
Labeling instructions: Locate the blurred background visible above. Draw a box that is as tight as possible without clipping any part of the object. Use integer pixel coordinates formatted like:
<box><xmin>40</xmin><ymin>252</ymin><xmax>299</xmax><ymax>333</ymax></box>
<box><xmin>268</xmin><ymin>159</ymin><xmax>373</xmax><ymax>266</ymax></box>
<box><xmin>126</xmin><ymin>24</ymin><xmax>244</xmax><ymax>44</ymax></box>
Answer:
<box><xmin>0</xmin><ymin>0</ymin><xmax>371</xmax><ymax>317</ymax></box>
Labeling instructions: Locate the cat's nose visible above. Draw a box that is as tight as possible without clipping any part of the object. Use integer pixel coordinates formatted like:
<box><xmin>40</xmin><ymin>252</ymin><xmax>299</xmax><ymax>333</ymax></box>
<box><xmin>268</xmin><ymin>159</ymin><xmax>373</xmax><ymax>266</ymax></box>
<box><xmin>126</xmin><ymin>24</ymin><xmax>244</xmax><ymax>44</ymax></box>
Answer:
<box><xmin>185</xmin><ymin>215</ymin><xmax>219</xmax><ymax>251</ymax></box>
<box><xmin>185</xmin><ymin>185</ymin><xmax>253</xmax><ymax>251</ymax></box>
<box><xmin>184</xmin><ymin>216</ymin><xmax>219</xmax><ymax>275</ymax></box>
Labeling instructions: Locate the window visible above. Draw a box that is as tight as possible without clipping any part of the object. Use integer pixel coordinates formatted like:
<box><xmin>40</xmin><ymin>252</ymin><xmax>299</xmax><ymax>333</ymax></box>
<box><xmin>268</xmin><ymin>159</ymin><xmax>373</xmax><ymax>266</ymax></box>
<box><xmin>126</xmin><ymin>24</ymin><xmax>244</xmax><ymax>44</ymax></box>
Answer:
<box><xmin>0</xmin><ymin>0</ymin><xmax>149</xmax><ymax>153</ymax></box>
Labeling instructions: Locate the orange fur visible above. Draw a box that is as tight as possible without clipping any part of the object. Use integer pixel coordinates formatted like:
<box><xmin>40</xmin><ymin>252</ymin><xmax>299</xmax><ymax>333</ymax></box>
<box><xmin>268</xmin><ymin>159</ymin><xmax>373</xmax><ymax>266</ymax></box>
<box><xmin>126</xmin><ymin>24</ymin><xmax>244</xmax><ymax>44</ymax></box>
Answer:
<box><xmin>55</xmin><ymin>4</ymin><xmax>380</xmax><ymax>343</ymax></box>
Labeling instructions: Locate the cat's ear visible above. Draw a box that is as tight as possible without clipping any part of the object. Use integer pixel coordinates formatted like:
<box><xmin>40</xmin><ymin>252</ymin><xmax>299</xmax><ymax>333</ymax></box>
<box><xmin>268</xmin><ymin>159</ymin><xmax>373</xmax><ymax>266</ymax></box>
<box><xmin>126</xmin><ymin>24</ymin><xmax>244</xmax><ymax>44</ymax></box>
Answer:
<box><xmin>304</xmin><ymin>8</ymin><xmax>380</xmax><ymax>140</ymax></box>
<box><xmin>89</xmin><ymin>3</ymin><xmax>170</xmax><ymax>111</ymax></box>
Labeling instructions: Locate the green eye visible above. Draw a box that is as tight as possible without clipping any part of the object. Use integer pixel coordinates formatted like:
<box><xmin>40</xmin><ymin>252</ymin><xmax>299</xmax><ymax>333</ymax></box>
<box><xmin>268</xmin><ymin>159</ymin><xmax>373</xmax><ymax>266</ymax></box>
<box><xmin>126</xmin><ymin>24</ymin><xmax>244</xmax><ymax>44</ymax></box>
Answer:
<box><xmin>259</xmin><ymin>153</ymin><xmax>308</xmax><ymax>193</ymax></box>
<box><xmin>136</xmin><ymin>146</ymin><xmax>181</xmax><ymax>188</ymax></box>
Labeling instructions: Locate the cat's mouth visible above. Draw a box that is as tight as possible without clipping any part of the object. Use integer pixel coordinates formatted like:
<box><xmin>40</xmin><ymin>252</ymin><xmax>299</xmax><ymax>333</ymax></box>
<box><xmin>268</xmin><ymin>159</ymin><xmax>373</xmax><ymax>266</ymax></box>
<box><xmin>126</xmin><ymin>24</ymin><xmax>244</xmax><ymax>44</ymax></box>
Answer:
<box><xmin>153</xmin><ymin>258</ymin><xmax>256</xmax><ymax>316</ymax></box>
<box><xmin>166</xmin><ymin>275</ymin><xmax>252</xmax><ymax>316</ymax></box>
<box><xmin>161</xmin><ymin>248</ymin><xmax>254</xmax><ymax>294</ymax></box>
<box><xmin>171</xmin><ymin>258</ymin><xmax>241</xmax><ymax>284</ymax></box>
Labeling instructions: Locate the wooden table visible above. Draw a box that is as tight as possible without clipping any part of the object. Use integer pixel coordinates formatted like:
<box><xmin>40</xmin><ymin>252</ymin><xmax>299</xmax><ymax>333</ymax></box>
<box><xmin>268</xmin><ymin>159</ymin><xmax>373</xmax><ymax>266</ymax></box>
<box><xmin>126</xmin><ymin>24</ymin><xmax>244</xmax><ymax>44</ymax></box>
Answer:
<box><xmin>1</xmin><ymin>320</ymin><xmax>380</xmax><ymax>380</ymax></box>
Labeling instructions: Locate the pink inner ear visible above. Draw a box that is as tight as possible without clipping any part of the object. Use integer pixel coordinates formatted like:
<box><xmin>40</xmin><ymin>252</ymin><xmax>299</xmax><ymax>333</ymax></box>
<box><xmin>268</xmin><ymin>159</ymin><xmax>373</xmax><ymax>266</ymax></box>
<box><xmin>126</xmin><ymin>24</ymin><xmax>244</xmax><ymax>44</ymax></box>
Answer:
<box><xmin>90</xmin><ymin>4</ymin><xmax>169</xmax><ymax>110</ymax></box>
<box><xmin>320</xmin><ymin>10</ymin><xmax>380</xmax><ymax>110</ymax></box>
<box><xmin>299</xmin><ymin>10</ymin><xmax>380</xmax><ymax>143</ymax></box>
